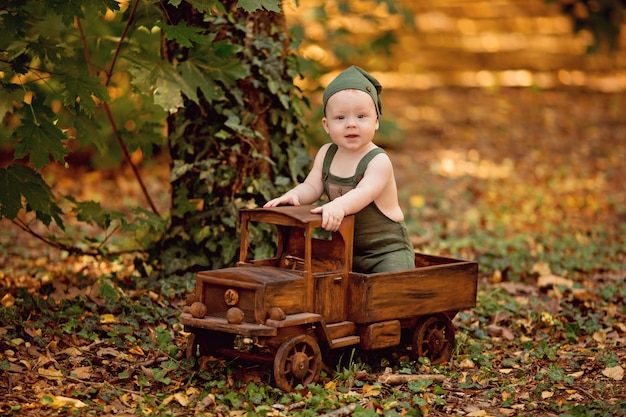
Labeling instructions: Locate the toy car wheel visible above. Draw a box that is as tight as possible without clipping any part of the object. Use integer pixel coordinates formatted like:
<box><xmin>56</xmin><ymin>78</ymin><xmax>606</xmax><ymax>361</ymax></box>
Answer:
<box><xmin>411</xmin><ymin>314</ymin><xmax>454</xmax><ymax>365</ymax></box>
<box><xmin>273</xmin><ymin>334</ymin><xmax>322</xmax><ymax>392</ymax></box>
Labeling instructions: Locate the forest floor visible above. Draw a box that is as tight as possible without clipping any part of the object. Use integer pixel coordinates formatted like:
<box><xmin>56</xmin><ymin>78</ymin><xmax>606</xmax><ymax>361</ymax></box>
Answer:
<box><xmin>1</xmin><ymin>86</ymin><xmax>625</xmax><ymax>416</ymax></box>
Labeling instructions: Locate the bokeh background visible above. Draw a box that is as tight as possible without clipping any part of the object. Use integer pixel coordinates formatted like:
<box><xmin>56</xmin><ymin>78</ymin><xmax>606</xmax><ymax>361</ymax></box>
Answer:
<box><xmin>285</xmin><ymin>0</ymin><xmax>626</xmax><ymax>279</ymax></box>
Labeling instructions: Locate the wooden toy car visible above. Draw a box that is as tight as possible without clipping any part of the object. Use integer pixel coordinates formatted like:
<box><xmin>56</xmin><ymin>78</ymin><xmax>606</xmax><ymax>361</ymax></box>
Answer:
<box><xmin>181</xmin><ymin>205</ymin><xmax>478</xmax><ymax>391</ymax></box>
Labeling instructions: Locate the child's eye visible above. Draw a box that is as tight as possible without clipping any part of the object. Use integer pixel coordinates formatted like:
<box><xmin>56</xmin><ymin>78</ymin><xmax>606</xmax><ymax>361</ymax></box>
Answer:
<box><xmin>337</xmin><ymin>115</ymin><xmax>344</xmax><ymax>120</ymax></box>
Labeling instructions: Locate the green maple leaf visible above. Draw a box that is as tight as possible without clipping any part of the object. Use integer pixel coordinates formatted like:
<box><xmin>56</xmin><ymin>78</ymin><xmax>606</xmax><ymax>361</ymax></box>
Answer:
<box><xmin>185</xmin><ymin>0</ymin><xmax>226</xmax><ymax>14</ymax></box>
<box><xmin>13</xmin><ymin>118</ymin><xmax>68</xmax><ymax>170</ymax></box>
<box><xmin>127</xmin><ymin>59</ymin><xmax>184</xmax><ymax>112</ymax></box>
<box><xmin>11</xmin><ymin>95</ymin><xmax>69</xmax><ymax>169</ymax></box>
<box><xmin>67</xmin><ymin>198</ymin><xmax>126</xmax><ymax>229</ymax></box>
<box><xmin>127</xmin><ymin>52</ymin><xmax>245</xmax><ymax>112</ymax></box>
<box><xmin>0</xmin><ymin>83</ymin><xmax>23</xmax><ymax>121</ymax></box>
<box><xmin>237</xmin><ymin>0</ymin><xmax>281</xmax><ymax>13</ymax></box>
<box><xmin>58</xmin><ymin>61</ymin><xmax>109</xmax><ymax>117</ymax></box>
<box><xmin>0</xmin><ymin>164</ymin><xmax>64</xmax><ymax>228</ymax></box>
<box><xmin>156</xmin><ymin>22</ymin><xmax>207</xmax><ymax>48</ymax></box>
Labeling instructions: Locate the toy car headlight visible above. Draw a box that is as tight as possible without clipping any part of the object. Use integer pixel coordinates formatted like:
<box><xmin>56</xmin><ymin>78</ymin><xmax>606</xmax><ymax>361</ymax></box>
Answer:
<box><xmin>224</xmin><ymin>288</ymin><xmax>239</xmax><ymax>306</ymax></box>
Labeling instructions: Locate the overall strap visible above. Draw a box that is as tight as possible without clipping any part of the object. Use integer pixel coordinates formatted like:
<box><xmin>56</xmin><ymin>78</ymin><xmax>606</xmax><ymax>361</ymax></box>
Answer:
<box><xmin>354</xmin><ymin>147</ymin><xmax>386</xmax><ymax>183</ymax></box>
<box><xmin>321</xmin><ymin>143</ymin><xmax>339</xmax><ymax>181</ymax></box>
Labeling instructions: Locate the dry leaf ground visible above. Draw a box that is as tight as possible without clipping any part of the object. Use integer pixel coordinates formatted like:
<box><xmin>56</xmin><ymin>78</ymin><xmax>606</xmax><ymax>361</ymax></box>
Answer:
<box><xmin>1</xmin><ymin>87</ymin><xmax>625</xmax><ymax>416</ymax></box>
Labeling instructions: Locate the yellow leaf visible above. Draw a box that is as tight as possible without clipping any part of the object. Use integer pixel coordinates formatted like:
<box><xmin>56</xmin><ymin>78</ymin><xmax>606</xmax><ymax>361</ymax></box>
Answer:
<box><xmin>2</xmin><ymin>293</ymin><xmax>16</xmax><ymax>307</ymax></box>
<box><xmin>361</xmin><ymin>383</ymin><xmax>381</xmax><ymax>397</ymax></box>
<box><xmin>129</xmin><ymin>345</ymin><xmax>145</xmax><ymax>356</ymax></box>
<box><xmin>42</xmin><ymin>395</ymin><xmax>87</xmax><ymax>409</ymax></box>
<box><xmin>467</xmin><ymin>411</ymin><xmax>487</xmax><ymax>417</ymax></box>
<box><xmin>324</xmin><ymin>380</ymin><xmax>336</xmax><ymax>391</ymax></box>
<box><xmin>100</xmin><ymin>314</ymin><xmax>116</xmax><ymax>324</ymax></box>
<box><xmin>541</xmin><ymin>390</ymin><xmax>554</xmax><ymax>399</ymax></box>
<box><xmin>10</xmin><ymin>338</ymin><xmax>25</xmax><ymax>346</ymax></box>
<box><xmin>173</xmin><ymin>392</ymin><xmax>190</xmax><ymax>407</ymax></box>
<box><xmin>490</xmin><ymin>269</ymin><xmax>502</xmax><ymax>283</ymax></box>
<box><xmin>60</xmin><ymin>347</ymin><xmax>84</xmax><ymax>357</ymax></box>
<box><xmin>38</xmin><ymin>365</ymin><xmax>64</xmax><ymax>379</ymax></box>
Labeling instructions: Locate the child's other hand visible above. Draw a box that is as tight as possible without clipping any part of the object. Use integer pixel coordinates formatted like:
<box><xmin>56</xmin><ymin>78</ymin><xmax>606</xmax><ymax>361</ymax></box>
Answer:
<box><xmin>311</xmin><ymin>203</ymin><xmax>345</xmax><ymax>232</ymax></box>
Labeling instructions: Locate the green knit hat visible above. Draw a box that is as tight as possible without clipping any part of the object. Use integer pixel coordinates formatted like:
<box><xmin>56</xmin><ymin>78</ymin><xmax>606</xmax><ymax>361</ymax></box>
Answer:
<box><xmin>323</xmin><ymin>65</ymin><xmax>382</xmax><ymax>115</ymax></box>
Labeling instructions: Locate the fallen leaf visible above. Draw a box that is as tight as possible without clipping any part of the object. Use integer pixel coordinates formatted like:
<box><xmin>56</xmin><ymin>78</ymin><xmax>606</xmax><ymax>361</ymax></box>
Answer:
<box><xmin>129</xmin><ymin>345</ymin><xmax>145</xmax><ymax>356</ymax></box>
<box><xmin>601</xmin><ymin>365</ymin><xmax>624</xmax><ymax>381</ymax></box>
<box><xmin>8</xmin><ymin>362</ymin><xmax>25</xmax><ymax>373</ymax></box>
<box><xmin>459</xmin><ymin>358</ymin><xmax>475</xmax><ymax>369</ymax></box>
<box><xmin>38</xmin><ymin>365</ymin><xmax>64</xmax><ymax>379</ymax></box>
<box><xmin>1</xmin><ymin>293</ymin><xmax>15</xmax><ymax>307</ymax></box>
<box><xmin>173</xmin><ymin>392</ymin><xmax>190</xmax><ymax>407</ymax></box>
<box><xmin>141</xmin><ymin>365</ymin><xmax>154</xmax><ymax>379</ymax></box>
<box><xmin>362</xmin><ymin>383</ymin><xmax>382</xmax><ymax>397</ymax></box>
<box><xmin>71</xmin><ymin>366</ymin><xmax>93</xmax><ymax>380</ymax></box>
<box><xmin>378</xmin><ymin>373</ymin><xmax>446</xmax><ymax>384</ymax></box>
<box><xmin>531</xmin><ymin>262</ymin><xmax>552</xmax><ymax>276</ymax></box>
<box><xmin>10</xmin><ymin>338</ymin><xmax>25</xmax><ymax>346</ymax></box>
<box><xmin>97</xmin><ymin>347</ymin><xmax>122</xmax><ymax>357</ymax></box>
<box><xmin>324</xmin><ymin>380</ymin><xmax>336</xmax><ymax>391</ymax></box>
<box><xmin>42</xmin><ymin>394</ymin><xmax>87</xmax><ymax>409</ymax></box>
<box><xmin>536</xmin><ymin>275</ymin><xmax>573</xmax><ymax>289</ymax></box>
<box><xmin>592</xmin><ymin>331</ymin><xmax>607</xmax><ymax>343</ymax></box>
<box><xmin>99</xmin><ymin>314</ymin><xmax>116</xmax><ymax>324</ymax></box>
<box><xmin>24</xmin><ymin>327</ymin><xmax>41</xmax><ymax>338</ymax></box>
<box><xmin>60</xmin><ymin>347</ymin><xmax>83</xmax><ymax>357</ymax></box>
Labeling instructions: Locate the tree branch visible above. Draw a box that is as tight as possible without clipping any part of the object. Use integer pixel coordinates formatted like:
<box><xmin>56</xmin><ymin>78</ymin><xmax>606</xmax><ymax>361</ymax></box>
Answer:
<box><xmin>10</xmin><ymin>218</ymin><xmax>144</xmax><ymax>257</ymax></box>
<box><xmin>105</xmin><ymin>0</ymin><xmax>140</xmax><ymax>86</ymax></box>
<box><xmin>75</xmin><ymin>8</ymin><xmax>161</xmax><ymax>217</ymax></box>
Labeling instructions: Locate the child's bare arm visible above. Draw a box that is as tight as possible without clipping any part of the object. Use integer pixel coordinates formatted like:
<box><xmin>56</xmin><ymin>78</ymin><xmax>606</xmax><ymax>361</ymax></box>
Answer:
<box><xmin>264</xmin><ymin>144</ymin><xmax>329</xmax><ymax>207</ymax></box>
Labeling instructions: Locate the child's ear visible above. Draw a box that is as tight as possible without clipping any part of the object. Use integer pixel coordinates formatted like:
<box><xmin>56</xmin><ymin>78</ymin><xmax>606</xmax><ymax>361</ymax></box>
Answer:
<box><xmin>375</xmin><ymin>117</ymin><xmax>380</xmax><ymax>130</ymax></box>
<box><xmin>322</xmin><ymin>117</ymin><xmax>330</xmax><ymax>134</ymax></box>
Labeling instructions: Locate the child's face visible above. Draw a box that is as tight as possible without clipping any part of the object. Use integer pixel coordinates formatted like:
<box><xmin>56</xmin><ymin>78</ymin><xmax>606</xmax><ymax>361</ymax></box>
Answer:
<box><xmin>322</xmin><ymin>89</ymin><xmax>379</xmax><ymax>151</ymax></box>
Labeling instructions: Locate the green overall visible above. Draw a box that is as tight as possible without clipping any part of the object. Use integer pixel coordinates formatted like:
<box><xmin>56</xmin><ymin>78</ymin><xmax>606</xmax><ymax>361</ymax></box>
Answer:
<box><xmin>322</xmin><ymin>144</ymin><xmax>415</xmax><ymax>274</ymax></box>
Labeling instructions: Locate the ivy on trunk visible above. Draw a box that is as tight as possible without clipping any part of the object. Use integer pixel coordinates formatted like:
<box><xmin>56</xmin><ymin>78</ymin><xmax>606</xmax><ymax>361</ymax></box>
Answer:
<box><xmin>155</xmin><ymin>0</ymin><xmax>310</xmax><ymax>274</ymax></box>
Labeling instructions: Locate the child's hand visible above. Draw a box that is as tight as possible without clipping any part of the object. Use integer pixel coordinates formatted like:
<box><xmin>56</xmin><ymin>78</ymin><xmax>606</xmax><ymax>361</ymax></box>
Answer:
<box><xmin>264</xmin><ymin>193</ymin><xmax>300</xmax><ymax>208</ymax></box>
<box><xmin>311</xmin><ymin>203</ymin><xmax>345</xmax><ymax>232</ymax></box>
